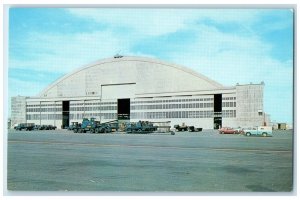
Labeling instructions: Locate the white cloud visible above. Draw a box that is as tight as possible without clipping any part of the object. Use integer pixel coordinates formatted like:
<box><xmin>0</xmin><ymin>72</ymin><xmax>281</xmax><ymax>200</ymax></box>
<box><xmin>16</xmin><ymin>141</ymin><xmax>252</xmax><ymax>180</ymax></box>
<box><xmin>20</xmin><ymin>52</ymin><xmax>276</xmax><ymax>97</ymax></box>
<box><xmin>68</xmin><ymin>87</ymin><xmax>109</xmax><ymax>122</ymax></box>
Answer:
<box><xmin>9</xmin><ymin>30</ymin><xmax>132</xmax><ymax>73</ymax></box>
<box><xmin>66</xmin><ymin>8</ymin><xmax>262</xmax><ymax>36</ymax></box>
<box><xmin>67</xmin><ymin>9</ymin><xmax>191</xmax><ymax>36</ymax></box>
<box><xmin>165</xmin><ymin>24</ymin><xmax>291</xmax><ymax>86</ymax></box>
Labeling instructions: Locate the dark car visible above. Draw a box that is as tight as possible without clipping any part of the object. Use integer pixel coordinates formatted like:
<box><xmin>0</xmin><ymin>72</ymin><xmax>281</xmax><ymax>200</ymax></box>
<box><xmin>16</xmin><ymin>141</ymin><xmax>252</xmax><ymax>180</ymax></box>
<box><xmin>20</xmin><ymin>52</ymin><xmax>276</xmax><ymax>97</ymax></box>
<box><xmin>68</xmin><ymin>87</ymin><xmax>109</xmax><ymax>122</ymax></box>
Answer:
<box><xmin>15</xmin><ymin>123</ymin><xmax>35</xmax><ymax>131</ymax></box>
<box><xmin>218</xmin><ymin>127</ymin><xmax>239</xmax><ymax>134</ymax></box>
<box><xmin>47</xmin><ymin>125</ymin><xmax>57</xmax><ymax>130</ymax></box>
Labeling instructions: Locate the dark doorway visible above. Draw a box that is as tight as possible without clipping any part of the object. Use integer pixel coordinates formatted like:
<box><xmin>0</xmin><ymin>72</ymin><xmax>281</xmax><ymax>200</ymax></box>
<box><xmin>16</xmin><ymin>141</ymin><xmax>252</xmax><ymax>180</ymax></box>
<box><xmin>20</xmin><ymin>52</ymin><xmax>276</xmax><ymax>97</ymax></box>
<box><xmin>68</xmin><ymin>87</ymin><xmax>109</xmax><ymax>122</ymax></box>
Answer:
<box><xmin>214</xmin><ymin>117</ymin><xmax>222</xmax><ymax>129</ymax></box>
<box><xmin>214</xmin><ymin>94</ymin><xmax>222</xmax><ymax>112</ymax></box>
<box><xmin>214</xmin><ymin>94</ymin><xmax>222</xmax><ymax>129</ymax></box>
<box><xmin>118</xmin><ymin>99</ymin><xmax>130</xmax><ymax>120</ymax></box>
<box><xmin>62</xmin><ymin>101</ymin><xmax>70</xmax><ymax>129</ymax></box>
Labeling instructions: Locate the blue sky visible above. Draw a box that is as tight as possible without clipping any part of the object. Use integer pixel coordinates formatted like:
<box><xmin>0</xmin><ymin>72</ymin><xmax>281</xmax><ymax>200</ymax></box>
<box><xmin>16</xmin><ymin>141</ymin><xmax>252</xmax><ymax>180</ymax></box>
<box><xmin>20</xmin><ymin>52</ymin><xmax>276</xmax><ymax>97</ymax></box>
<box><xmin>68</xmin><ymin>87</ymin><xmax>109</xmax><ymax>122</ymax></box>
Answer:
<box><xmin>8</xmin><ymin>8</ymin><xmax>294</xmax><ymax>124</ymax></box>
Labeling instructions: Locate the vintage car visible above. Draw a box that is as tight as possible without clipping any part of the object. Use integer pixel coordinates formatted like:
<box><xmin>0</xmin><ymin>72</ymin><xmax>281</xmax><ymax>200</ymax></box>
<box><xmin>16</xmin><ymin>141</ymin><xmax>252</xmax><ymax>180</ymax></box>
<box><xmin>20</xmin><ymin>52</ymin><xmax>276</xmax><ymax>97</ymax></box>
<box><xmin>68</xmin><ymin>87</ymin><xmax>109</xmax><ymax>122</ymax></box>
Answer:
<box><xmin>218</xmin><ymin>127</ymin><xmax>239</xmax><ymax>134</ymax></box>
<box><xmin>242</xmin><ymin>126</ymin><xmax>273</xmax><ymax>137</ymax></box>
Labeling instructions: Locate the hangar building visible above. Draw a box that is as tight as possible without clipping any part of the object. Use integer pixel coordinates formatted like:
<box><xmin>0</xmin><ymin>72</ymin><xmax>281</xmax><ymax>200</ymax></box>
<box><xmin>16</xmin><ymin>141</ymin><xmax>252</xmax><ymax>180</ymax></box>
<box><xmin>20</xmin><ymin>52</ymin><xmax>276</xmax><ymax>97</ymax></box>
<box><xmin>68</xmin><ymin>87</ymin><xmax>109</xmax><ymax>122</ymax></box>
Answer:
<box><xmin>11</xmin><ymin>56</ymin><xmax>268</xmax><ymax>129</ymax></box>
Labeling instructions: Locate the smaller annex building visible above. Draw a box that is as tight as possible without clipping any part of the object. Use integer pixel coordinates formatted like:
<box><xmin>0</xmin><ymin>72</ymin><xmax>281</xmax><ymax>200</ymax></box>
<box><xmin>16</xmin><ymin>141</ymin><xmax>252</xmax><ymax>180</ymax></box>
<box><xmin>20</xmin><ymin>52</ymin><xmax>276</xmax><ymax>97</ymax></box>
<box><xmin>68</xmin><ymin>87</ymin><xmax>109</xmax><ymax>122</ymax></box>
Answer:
<box><xmin>11</xmin><ymin>56</ymin><xmax>270</xmax><ymax>129</ymax></box>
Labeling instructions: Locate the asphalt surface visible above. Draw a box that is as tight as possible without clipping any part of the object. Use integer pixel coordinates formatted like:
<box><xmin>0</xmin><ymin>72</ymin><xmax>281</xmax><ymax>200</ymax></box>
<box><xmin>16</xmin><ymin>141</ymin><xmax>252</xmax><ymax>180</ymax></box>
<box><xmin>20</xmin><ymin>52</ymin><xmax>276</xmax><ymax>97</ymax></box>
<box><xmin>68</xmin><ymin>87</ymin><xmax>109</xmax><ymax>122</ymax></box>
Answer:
<box><xmin>7</xmin><ymin>129</ymin><xmax>293</xmax><ymax>192</ymax></box>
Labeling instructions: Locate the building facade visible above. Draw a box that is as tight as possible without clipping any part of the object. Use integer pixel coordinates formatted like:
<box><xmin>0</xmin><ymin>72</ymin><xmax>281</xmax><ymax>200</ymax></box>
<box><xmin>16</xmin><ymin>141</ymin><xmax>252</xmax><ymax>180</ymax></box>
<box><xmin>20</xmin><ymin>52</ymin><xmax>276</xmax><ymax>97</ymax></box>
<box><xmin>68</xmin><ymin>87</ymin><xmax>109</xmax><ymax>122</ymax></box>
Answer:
<box><xmin>11</xmin><ymin>56</ymin><xmax>268</xmax><ymax>129</ymax></box>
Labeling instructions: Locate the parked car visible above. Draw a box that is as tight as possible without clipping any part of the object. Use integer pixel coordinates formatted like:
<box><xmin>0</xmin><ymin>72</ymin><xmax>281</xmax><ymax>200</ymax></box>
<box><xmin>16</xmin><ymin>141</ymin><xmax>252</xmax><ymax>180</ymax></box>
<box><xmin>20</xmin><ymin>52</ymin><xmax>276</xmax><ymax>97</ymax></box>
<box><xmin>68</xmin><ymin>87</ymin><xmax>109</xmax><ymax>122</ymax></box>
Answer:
<box><xmin>15</xmin><ymin>123</ymin><xmax>35</xmax><ymax>131</ymax></box>
<box><xmin>218</xmin><ymin>127</ymin><xmax>239</xmax><ymax>134</ymax></box>
<box><xmin>242</xmin><ymin>126</ymin><xmax>273</xmax><ymax>137</ymax></box>
<box><xmin>47</xmin><ymin>125</ymin><xmax>57</xmax><ymax>130</ymax></box>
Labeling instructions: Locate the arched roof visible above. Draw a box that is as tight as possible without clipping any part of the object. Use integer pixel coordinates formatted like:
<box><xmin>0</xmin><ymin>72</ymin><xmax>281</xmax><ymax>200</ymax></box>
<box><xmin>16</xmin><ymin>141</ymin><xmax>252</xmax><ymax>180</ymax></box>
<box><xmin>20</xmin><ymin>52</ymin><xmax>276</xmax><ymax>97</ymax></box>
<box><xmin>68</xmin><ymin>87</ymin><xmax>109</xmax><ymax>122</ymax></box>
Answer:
<box><xmin>39</xmin><ymin>56</ymin><xmax>224</xmax><ymax>98</ymax></box>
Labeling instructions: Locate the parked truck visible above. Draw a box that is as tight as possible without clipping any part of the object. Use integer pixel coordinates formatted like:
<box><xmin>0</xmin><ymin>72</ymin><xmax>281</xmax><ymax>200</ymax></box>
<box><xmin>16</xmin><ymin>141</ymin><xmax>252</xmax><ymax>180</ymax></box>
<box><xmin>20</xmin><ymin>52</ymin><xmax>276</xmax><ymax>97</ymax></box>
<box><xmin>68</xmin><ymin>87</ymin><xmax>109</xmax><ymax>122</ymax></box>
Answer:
<box><xmin>73</xmin><ymin>118</ymin><xmax>112</xmax><ymax>133</ymax></box>
<box><xmin>125</xmin><ymin>121</ymin><xmax>158</xmax><ymax>133</ymax></box>
<box><xmin>243</xmin><ymin>126</ymin><xmax>273</xmax><ymax>137</ymax></box>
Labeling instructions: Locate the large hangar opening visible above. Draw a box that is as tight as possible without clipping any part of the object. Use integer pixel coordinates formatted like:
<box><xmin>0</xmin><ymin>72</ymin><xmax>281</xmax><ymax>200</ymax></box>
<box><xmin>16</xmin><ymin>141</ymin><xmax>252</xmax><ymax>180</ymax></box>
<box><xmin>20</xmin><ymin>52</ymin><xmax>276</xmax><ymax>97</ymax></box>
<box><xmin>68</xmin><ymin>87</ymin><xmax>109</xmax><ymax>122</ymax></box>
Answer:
<box><xmin>62</xmin><ymin>101</ymin><xmax>70</xmax><ymax>128</ymax></box>
<box><xmin>118</xmin><ymin>99</ymin><xmax>130</xmax><ymax>120</ymax></box>
<box><xmin>214</xmin><ymin>94</ymin><xmax>222</xmax><ymax>129</ymax></box>
<box><xmin>101</xmin><ymin>83</ymin><xmax>135</xmax><ymax>122</ymax></box>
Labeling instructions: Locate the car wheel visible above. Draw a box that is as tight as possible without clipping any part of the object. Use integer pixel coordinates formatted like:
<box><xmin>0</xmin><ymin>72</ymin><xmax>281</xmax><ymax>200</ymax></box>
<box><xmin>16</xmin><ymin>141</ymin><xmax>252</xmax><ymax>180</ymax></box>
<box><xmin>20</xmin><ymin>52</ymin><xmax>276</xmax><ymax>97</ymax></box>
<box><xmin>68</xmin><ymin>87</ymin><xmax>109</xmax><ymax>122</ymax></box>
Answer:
<box><xmin>246</xmin><ymin>132</ymin><xmax>251</xmax><ymax>136</ymax></box>
<box><xmin>221</xmin><ymin>131</ymin><xmax>224</xmax><ymax>134</ymax></box>
<box><xmin>262</xmin><ymin>132</ymin><xmax>267</xmax><ymax>137</ymax></box>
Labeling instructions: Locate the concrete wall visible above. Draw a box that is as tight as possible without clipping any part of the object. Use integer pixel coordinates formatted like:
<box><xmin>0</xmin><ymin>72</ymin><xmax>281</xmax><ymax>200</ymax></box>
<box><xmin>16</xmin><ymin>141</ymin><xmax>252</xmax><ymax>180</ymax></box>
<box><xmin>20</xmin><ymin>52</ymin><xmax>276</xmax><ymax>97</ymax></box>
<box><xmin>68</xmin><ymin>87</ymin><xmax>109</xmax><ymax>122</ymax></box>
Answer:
<box><xmin>222</xmin><ymin>118</ymin><xmax>238</xmax><ymax>128</ymax></box>
<box><xmin>236</xmin><ymin>83</ymin><xmax>264</xmax><ymax>127</ymax></box>
<box><xmin>11</xmin><ymin>96</ymin><xmax>27</xmax><ymax>128</ymax></box>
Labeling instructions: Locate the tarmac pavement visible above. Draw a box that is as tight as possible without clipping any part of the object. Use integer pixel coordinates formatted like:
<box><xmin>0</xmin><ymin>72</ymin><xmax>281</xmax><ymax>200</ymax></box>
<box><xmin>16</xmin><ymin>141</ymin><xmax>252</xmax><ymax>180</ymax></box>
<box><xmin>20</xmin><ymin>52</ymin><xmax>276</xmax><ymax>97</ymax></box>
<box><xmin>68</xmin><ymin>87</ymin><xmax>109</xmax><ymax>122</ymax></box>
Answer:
<box><xmin>6</xmin><ymin>129</ymin><xmax>293</xmax><ymax>193</ymax></box>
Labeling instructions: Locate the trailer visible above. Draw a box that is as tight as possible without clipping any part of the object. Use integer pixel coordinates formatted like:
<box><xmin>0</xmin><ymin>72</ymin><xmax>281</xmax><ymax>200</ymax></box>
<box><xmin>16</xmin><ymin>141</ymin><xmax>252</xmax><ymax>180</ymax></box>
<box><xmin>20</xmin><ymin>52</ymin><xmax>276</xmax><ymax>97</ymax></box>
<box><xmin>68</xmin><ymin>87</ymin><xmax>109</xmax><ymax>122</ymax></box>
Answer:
<box><xmin>277</xmin><ymin>123</ymin><xmax>287</xmax><ymax>130</ymax></box>
<box><xmin>174</xmin><ymin>123</ymin><xmax>188</xmax><ymax>131</ymax></box>
<box><xmin>150</xmin><ymin>121</ymin><xmax>171</xmax><ymax>133</ymax></box>
<box><xmin>188</xmin><ymin>126</ymin><xmax>203</xmax><ymax>132</ymax></box>
<box><xmin>125</xmin><ymin>121</ymin><xmax>158</xmax><ymax>133</ymax></box>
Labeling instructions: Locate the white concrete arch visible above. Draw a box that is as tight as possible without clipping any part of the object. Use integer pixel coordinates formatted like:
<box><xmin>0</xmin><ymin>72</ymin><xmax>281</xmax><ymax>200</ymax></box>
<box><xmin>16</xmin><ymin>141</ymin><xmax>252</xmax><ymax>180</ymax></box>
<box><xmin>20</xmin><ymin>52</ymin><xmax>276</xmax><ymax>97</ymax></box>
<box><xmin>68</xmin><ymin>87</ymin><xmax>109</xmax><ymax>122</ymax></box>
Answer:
<box><xmin>39</xmin><ymin>56</ymin><xmax>224</xmax><ymax>98</ymax></box>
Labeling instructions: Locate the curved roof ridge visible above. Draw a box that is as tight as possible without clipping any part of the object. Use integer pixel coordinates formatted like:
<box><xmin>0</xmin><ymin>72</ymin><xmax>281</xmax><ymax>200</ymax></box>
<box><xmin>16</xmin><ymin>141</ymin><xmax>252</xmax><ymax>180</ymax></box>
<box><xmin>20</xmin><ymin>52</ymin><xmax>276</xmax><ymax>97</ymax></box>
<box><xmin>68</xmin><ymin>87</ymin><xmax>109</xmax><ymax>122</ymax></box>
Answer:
<box><xmin>38</xmin><ymin>56</ymin><xmax>223</xmax><ymax>97</ymax></box>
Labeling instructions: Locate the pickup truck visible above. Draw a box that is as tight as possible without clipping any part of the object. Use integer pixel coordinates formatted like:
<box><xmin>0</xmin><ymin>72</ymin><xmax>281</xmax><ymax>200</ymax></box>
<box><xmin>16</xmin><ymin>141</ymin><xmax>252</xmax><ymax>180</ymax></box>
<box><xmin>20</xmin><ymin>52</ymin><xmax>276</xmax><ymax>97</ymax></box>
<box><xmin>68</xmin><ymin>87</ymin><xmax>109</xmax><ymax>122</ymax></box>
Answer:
<box><xmin>243</xmin><ymin>126</ymin><xmax>273</xmax><ymax>137</ymax></box>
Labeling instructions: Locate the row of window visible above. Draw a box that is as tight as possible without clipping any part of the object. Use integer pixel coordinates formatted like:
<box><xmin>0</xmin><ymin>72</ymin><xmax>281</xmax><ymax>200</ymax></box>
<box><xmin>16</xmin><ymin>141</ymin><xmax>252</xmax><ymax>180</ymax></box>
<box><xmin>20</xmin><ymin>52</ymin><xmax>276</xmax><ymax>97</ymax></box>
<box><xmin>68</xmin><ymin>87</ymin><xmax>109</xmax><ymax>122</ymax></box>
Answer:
<box><xmin>70</xmin><ymin>106</ymin><xmax>117</xmax><ymax>112</ymax></box>
<box><xmin>132</xmin><ymin>98</ymin><xmax>214</xmax><ymax>104</ymax></box>
<box><xmin>27</xmin><ymin>104</ymin><xmax>61</xmax><ymax>107</ymax></box>
<box><xmin>222</xmin><ymin>102</ymin><xmax>236</xmax><ymax>108</ymax></box>
<box><xmin>26</xmin><ymin>106</ymin><xmax>118</xmax><ymax>113</ymax></box>
<box><xmin>26</xmin><ymin>114</ymin><xmax>62</xmax><ymax>120</ymax></box>
<box><xmin>222</xmin><ymin>110</ymin><xmax>236</xmax><ymax>118</ymax></box>
<box><xmin>131</xmin><ymin>110</ymin><xmax>236</xmax><ymax>119</ymax></box>
<box><xmin>70</xmin><ymin>113</ymin><xmax>117</xmax><ymax>120</ymax></box>
<box><xmin>131</xmin><ymin>103</ymin><xmax>214</xmax><ymax>110</ymax></box>
<box><xmin>26</xmin><ymin>113</ymin><xmax>117</xmax><ymax>120</ymax></box>
<box><xmin>130</xmin><ymin>111</ymin><xmax>213</xmax><ymax>119</ymax></box>
<box><xmin>26</xmin><ymin>108</ymin><xmax>62</xmax><ymax>112</ymax></box>
<box><xmin>222</xmin><ymin>97</ymin><xmax>236</xmax><ymax>100</ymax></box>
<box><xmin>70</xmin><ymin>102</ymin><xmax>117</xmax><ymax>106</ymax></box>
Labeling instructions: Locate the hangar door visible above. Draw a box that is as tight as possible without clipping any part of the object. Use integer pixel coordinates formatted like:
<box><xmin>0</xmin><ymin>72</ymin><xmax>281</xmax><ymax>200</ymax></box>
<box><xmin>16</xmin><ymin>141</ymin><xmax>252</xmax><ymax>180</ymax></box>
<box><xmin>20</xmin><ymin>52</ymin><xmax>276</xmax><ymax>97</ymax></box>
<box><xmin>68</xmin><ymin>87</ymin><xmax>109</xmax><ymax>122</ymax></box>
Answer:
<box><xmin>101</xmin><ymin>83</ymin><xmax>136</xmax><ymax>120</ymax></box>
